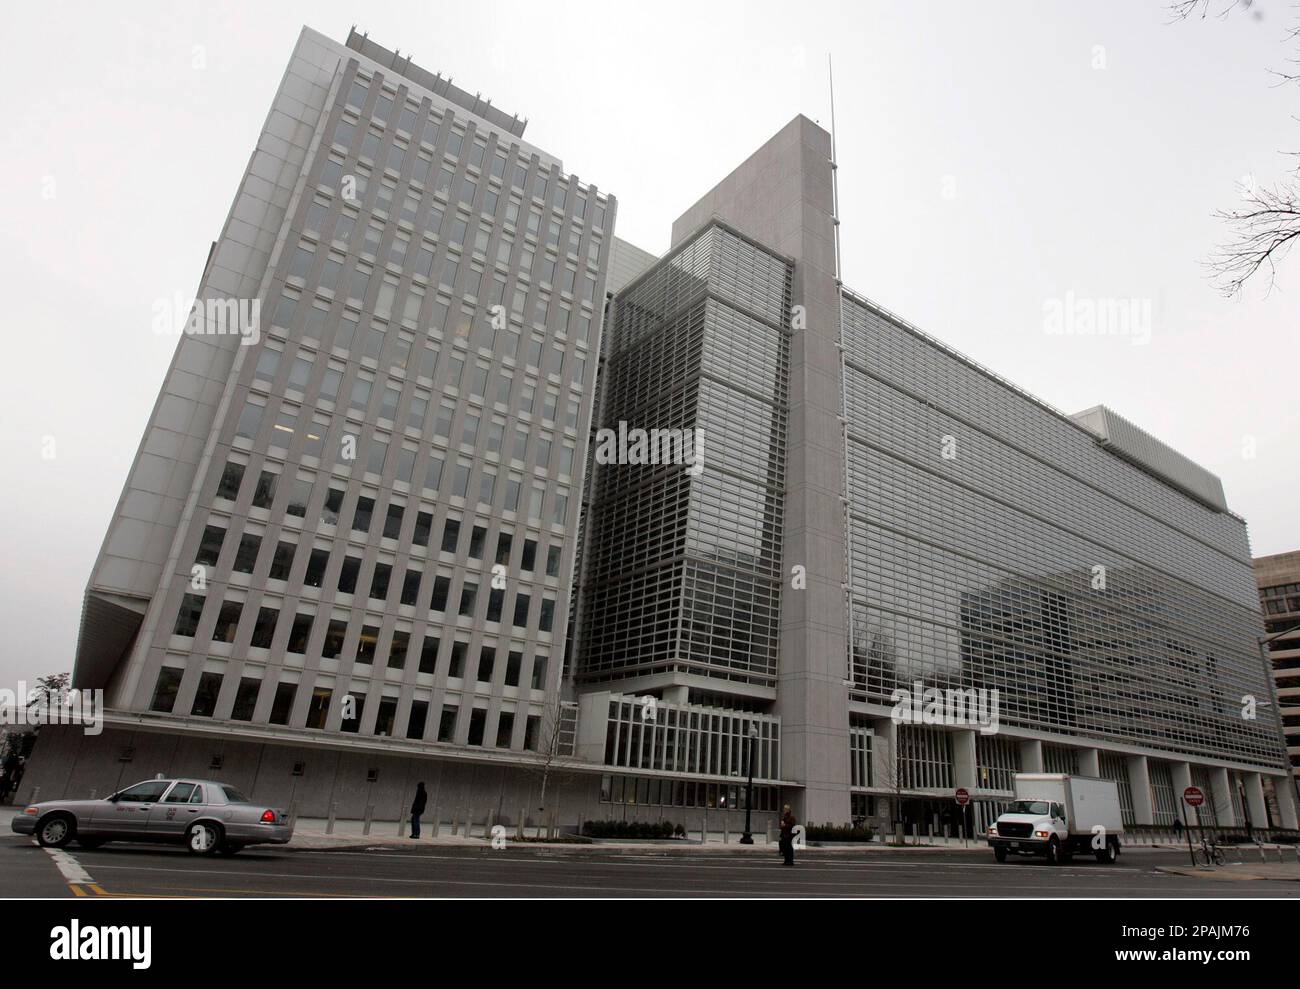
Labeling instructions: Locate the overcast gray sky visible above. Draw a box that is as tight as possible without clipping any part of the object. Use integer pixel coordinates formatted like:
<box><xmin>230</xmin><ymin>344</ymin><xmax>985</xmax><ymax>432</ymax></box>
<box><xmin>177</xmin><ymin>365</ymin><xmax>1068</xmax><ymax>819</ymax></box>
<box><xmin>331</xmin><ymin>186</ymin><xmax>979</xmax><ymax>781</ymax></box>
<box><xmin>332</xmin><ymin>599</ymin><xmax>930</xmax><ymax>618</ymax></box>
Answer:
<box><xmin>2</xmin><ymin>0</ymin><xmax>1297</xmax><ymax>689</ymax></box>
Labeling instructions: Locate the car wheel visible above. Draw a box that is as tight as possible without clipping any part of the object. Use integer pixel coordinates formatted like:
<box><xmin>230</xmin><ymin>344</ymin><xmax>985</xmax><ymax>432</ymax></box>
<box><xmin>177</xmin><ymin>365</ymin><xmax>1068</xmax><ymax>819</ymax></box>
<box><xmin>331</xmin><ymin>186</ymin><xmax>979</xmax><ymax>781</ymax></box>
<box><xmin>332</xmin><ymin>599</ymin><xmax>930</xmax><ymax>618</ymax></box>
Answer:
<box><xmin>217</xmin><ymin>842</ymin><xmax>245</xmax><ymax>856</ymax></box>
<box><xmin>36</xmin><ymin>814</ymin><xmax>75</xmax><ymax>849</ymax></box>
<box><xmin>994</xmin><ymin>846</ymin><xmax>1007</xmax><ymax>863</ymax></box>
<box><xmin>1045</xmin><ymin>837</ymin><xmax>1061</xmax><ymax>865</ymax></box>
<box><xmin>186</xmin><ymin>821</ymin><xmax>224</xmax><ymax>856</ymax></box>
<box><xmin>77</xmin><ymin>837</ymin><xmax>107</xmax><ymax>850</ymax></box>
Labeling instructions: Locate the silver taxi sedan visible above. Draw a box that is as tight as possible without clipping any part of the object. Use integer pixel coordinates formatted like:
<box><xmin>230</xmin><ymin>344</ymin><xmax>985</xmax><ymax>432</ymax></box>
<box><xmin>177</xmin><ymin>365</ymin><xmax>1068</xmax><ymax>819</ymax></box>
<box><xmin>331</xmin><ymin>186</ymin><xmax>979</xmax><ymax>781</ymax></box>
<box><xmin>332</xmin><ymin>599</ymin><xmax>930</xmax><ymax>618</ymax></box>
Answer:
<box><xmin>11</xmin><ymin>778</ymin><xmax>292</xmax><ymax>855</ymax></box>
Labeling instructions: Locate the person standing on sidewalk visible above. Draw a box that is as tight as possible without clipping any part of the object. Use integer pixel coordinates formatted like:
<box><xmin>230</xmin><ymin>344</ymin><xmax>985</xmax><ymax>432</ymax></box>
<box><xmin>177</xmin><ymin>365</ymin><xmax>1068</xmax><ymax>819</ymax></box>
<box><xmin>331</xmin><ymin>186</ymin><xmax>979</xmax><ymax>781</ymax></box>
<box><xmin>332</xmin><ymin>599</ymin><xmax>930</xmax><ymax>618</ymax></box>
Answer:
<box><xmin>779</xmin><ymin>804</ymin><xmax>796</xmax><ymax>866</ymax></box>
<box><xmin>410</xmin><ymin>782</ymin><xmax>427</xmax><ymax>839</ymax></box>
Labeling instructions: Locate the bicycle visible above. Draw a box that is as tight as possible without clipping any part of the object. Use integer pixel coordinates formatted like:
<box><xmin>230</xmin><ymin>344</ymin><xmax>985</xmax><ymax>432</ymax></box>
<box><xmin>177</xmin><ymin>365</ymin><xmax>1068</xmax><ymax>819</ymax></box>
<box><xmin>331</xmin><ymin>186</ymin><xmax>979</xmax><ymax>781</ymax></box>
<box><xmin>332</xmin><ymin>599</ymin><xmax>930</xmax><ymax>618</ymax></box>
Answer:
<box><xmin>1195</xmin><ymin>833</ymin><xmax>1225</xmax><ymax>867</ymax></box>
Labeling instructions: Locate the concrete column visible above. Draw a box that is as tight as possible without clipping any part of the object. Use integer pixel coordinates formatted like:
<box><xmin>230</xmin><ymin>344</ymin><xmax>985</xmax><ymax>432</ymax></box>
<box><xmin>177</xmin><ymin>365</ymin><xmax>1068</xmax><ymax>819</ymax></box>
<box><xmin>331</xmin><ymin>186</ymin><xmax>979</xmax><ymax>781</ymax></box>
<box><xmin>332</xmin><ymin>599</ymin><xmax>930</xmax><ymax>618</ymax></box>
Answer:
<box><xmin>1243</xmin><ymin>772</ymin><xmax>1268</xmax><ymax>829</ymax></box>
<box><xmin>1171</xmin><ymin>761</ymin><xmax>1197</xmax><ymax>826</ymax></box>
<box><xmin>1126</xmin><ymin>755</ymin><xmax>1154</xmax><ymax>826</ymax></box>
<box><xmin>1018</xmin><ymin>739</ymin><xmax>1043</xmax><ymax>773</ymax></box>
<box><xmin>1274</xmin><ymin>775</ymin><xmax>1299</xmax><ymax>829</ymax></box>
<box><xmin>1077</xmin><ymin>747</ymin><xmax>1100</xmax><ymax>777</ymax></box>
<box><xmin>662</xmin><ymin>685</ymin><xmax>689</xmax><ymax>705</ymax></box>
<box><xmin>952</xmin><ymin>729</ymin><xmax>977</xmax><ymax>792</ymax></box>
<box><xmin>1210</xmin><ymin>767</ymin><xmax>1236</xmax><ymax>826</ymax></box>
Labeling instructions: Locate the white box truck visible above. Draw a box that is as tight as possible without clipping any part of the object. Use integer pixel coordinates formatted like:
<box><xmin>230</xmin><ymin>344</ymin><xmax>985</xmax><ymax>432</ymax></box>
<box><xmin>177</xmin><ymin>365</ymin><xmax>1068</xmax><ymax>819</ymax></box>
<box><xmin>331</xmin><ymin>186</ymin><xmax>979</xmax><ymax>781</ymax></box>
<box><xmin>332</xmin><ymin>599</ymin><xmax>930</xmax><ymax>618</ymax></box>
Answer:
<box><xmin>987</xmin><ymin>773</ymin><xmax>1124</xmax><ymax>864</ymax></box>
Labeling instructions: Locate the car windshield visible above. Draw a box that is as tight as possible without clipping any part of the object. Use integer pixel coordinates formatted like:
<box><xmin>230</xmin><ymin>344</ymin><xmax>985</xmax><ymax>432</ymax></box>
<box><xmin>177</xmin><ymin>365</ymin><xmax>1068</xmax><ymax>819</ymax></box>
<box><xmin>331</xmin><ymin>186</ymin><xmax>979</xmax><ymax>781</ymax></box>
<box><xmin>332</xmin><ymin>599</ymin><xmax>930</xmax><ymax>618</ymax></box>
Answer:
<box><xmin>220</xmin><ymin>785</ymin><xmax>249</xmax><ymax>803</ymax></box>
<box><xmin>1006</xmin><ymin>800</ymin><xmax>1051</xmax><ymax>816</ymax></box>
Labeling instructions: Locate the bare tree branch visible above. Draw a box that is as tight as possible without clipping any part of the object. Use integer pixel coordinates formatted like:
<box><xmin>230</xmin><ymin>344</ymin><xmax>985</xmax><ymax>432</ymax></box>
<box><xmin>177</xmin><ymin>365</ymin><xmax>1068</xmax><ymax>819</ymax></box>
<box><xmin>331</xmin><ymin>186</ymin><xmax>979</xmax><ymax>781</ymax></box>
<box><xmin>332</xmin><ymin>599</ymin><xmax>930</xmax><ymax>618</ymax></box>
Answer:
<box><xmin>1169</xmin><ymin>1</ymin><xmax>1300</xmax><ymax>294</ymax></box>
<box><xmin>1208</xmin><ymin>177</ymin><xmax>1300</xmax><ymax>295</ymax></box>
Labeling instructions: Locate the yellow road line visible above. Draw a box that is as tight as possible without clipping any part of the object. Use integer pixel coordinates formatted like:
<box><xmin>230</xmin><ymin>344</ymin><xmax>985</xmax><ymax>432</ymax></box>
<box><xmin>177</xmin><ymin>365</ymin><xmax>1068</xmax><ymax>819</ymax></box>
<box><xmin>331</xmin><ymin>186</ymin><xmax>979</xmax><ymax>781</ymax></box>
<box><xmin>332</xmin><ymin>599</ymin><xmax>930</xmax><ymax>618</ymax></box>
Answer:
<box><xmin>69</xmin><ymin>884</ymin><xmax>86</xmax><ymax>897</ymax></box>
<box><xmin>88</xmin><ymin>884</ymin><xmax>109</xmax><ymax>896</ymax></box>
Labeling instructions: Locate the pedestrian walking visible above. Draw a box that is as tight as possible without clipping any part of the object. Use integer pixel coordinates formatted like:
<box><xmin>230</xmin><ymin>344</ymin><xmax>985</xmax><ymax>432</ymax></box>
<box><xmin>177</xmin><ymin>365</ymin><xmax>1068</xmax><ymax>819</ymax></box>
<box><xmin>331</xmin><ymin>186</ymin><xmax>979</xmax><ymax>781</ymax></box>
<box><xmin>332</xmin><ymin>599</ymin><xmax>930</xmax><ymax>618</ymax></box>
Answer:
<box><xmin>779</xmin><ymin>804</ymin><xmax>796</xmax><ymax>866</ymax></box>
<box><xmin>410</xmin><ymin>782</ymin><xmax>427</xmax><ymax>839</ymax></box>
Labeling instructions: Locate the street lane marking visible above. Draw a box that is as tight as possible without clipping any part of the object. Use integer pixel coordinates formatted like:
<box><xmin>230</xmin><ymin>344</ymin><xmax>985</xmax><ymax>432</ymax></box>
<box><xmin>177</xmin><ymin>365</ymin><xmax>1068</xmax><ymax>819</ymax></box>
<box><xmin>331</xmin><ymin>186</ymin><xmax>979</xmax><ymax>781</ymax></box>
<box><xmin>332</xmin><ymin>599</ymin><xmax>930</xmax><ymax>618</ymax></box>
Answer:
<box><xmin>69</xmin><ymin>884</ymin><xmax>87</xmax><ymax>897</ymax></box>
<box><xmin>44</xmin><ymin>847</ymin><xmax>94</xmax><ymax>890</ymax></box>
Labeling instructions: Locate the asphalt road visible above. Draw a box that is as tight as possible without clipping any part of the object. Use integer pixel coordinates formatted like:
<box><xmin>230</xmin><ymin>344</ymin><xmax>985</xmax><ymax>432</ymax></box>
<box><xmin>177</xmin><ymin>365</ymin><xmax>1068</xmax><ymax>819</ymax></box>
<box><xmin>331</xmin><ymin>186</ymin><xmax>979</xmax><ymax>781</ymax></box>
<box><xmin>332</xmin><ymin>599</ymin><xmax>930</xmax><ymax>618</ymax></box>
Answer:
<box><xmin>2</xmin><ymin>834</ymin><xmax>1298</xmax><ymax>897</ymax></box>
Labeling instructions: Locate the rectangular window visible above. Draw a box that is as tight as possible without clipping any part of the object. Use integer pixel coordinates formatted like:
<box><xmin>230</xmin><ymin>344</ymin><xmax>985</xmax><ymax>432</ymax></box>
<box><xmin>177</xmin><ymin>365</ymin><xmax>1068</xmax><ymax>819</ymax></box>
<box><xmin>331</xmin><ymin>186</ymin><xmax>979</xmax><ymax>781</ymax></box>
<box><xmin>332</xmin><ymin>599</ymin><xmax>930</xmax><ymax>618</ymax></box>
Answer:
<box><xmin>230</xmin><ymin>678</ymin><xmax>261</xmax><ymax>721</ymax></box>
<box><xmin>440</xmin><ymin>518</ymin><xmax>461</xmax><ymax>553</ymax></box>
<box><xmin>352</xmin><ymin>496</ymin><xmax>375</xmax><ymax>532</ymax></box>
<box><xmin>287</xmin><ymin>613</ymin><xmax>313</xmax><ymax>653</ymax></box>
<box><xmin>384</xmin><ymin>504</ymin><xmax>404</xmax><ymax>540</ymax></box>
<box><xmin>477</xmin><ymin>647</ymin><xmax>496</xmax><ymax>684</ymax></box>
<box><xmin>312</xmin><ymin>614</ymin><xmax>344</xmax><ymax>657</ymax></box>
<box><xmin>401</xmin><ymin>569</ymin><xmax>422</xmax><ymax>606</ymax></box>
<box><xmin>216</xmin><ymin>461</ymin><xmax>244</xmax><ymax>501</ymax></box>
<box><xmin>438</xmin><ymin>705</ymin><xmax>458</xmax><ymax>742</ymax></box>
<box><xmin>430</xmin><ymin>575</ymin><xmax>451</xmax><ymax>612</ymax></box>
<box><xmin>505</xmin><ymin>651</ymin><xmax>523</xmax><ymax>687</ymax></box>
<box><xmin>304</xmin><ymin>548</ymin><xmax>330</xmax><ymax>588</ymax></box>
<box><xmin>419</xmin><ymin>636</ymin><xmax>440</xmax><ymax>675</ymax></box>
<box><xmin>449</xmin><ymin>642</ymin><xmax>467</xmax><ymax>678</ymax></box>
<box><xmin>174</xmin><ymin>594</ymin><xmax>206</xmax><ymax>637</ymax></box>
<box><xmin>250</xmin><ymin>607</ymin><xmax>278</xmax><ymax>648</ymax></box>
<box><xmin>356</xmin><ymin>625</ymin><xmax>380</xmax><ymax>665</ymax></box>
<box><xmin>413</xmin><ymin>511</ymin><xmax>433</xmax><ymax>546</ymax></box>
<box><xmin>468</xmin><ymin>525</ymin><xmax>487</xmax><ymax>560</ymax></box>
<box><xmin>269</xmin><ymin>682</ymin><xmax>296</xmax><ymax>725</ymax></box>
<box><xmin>388</xmin><ymin>631</ymin><xmax>409</xmax><ymax>670</ymax></box>
<box><xmin>196</xmin><ymin>525</ymin><xmax>226</xmax><ymax>567</ymax></box>
<box><xmin>459</xmin><ymin>581</ymin><xmax>478</xmax><ymax>617</ymax></box>
<box><xmin>338</xmin><ymin>556</ymin><xmax>361</xmax><ymax>594</ymax></box>
<box><xmin>150</xmin><ymin>668</ymin><xmax>184</xmax><ymax>713</ymax></box>
<box><xmin>468</xmin><ymin>709</ymin><xmax>486</xmax><ymax>747</ymax></box>
<box><xmin>407</xmin><ymin>700</ymin><xmax>429</xmax><ymax>740</ymax></box>
<box><xmin>252</xmin><ymin>471</ymin><xmax>278</xmax><ymax>509</ymax></box>
<box><xmin>513</xmin><ymin>592</ymin><xmax>531</xmax><ymax>629</ymax></box>
<box><xmin>369</xmin><ymin>563</ymin><xmax>392</xmax><ymax>601</ymax></box>
<box><xmin>269</xmin><ymin>542</ymin><xmax>296</xmax><ymax>580</ymax></box>
<box><xmin>530</xmin><ymin>655</ymin><xmax>548</xmax><ymax>691</ymax></box>
<box><xmin>212</xmin><ymin>601</ymin><xmax>242</xmax><ymax>642</ymax></box>
<box><xmin>496</xmin><ymin>712</ymin><xmax>514</xmax><ymax>749</ymax></box>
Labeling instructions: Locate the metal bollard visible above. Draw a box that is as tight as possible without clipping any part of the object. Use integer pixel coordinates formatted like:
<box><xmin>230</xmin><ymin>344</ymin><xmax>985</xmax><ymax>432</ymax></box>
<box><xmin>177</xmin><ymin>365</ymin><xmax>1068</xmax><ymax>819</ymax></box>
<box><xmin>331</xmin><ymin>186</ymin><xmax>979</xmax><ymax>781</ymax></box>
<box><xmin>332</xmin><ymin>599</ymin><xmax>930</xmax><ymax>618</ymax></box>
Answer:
<box><xmin>325</xmin><ymin>800</ymin><xmax>337</xmax><ymax>835</ymax></box>
<box><xmin>397</xmin><ymin>815</ymin><xmax>406</xmax><ymax>838</ymax></box>
<box><xmin>518</xmin><ymin>808</ymin><xmax>526</xmax><ymax>840</ymax></box>
<box><xmin>911</xmin><ymin>824</ymin><xmax>918</xmax><ymax>846</ymax></box>
<box><xmin>363</xmin><ymin>804</ymin><xmax>374</xmax><ymax>836</ymax></box>
<box><xmin>723</xmin><ymin>821</ymin><xmax>729</xmax><ymax>844</ymax></box>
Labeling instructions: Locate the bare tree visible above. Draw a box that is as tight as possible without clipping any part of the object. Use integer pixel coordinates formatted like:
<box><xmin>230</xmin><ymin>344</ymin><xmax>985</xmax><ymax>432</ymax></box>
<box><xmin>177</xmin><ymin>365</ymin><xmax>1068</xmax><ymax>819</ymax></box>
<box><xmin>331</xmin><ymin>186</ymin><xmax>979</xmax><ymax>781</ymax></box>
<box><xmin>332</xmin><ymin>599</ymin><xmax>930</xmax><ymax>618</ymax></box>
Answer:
<box><xmin>1170</xmin><ymin>0</ymin><xmax>1300</xmax><ymax>295</ymax></box>
<box><xmin>517</xmin><ymin>700</ymin><xmax>585</xmax><ymax>837</ymax></box>
<box><xmin>878</xmin><ymin>730</ymin><xmax>907</xmax><ymax>845</ymax></box>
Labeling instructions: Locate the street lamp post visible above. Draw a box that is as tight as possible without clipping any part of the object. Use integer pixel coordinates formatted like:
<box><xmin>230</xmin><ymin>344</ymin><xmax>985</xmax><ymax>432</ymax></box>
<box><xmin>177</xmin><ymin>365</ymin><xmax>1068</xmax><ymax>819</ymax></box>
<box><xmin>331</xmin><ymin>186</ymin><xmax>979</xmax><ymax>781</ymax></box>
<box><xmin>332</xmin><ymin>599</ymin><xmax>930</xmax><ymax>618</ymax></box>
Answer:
<box><xmin>740</xmin><ymin>724</ymin><xmax>759</xmax><ymax>844</ymax></box>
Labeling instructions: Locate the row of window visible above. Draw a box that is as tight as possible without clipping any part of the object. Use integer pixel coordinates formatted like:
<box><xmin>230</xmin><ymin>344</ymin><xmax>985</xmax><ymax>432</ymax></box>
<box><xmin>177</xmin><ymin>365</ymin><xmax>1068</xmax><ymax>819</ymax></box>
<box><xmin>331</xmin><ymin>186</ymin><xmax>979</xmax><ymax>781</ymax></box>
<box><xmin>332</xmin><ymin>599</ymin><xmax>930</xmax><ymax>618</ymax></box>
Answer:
<box><xmin>150</xmin><ymin>666</ymin><xmax>542</xmax><ymax>750</ymax></box>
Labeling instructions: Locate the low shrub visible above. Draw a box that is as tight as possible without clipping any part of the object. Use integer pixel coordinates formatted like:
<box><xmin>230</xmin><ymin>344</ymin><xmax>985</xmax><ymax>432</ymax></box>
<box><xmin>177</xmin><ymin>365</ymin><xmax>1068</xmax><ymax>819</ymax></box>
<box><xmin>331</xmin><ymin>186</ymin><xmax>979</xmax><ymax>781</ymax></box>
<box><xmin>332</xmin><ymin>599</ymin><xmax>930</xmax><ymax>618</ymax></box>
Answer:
<box><xmin>805</xmin><ymin>822</ymin><xmax>875</xmax><ymax>842</ymax></box>
<box><xmin>583</xmin><ymin>819</ymin><xmax>684</xmax><ymax>839</ymax></box>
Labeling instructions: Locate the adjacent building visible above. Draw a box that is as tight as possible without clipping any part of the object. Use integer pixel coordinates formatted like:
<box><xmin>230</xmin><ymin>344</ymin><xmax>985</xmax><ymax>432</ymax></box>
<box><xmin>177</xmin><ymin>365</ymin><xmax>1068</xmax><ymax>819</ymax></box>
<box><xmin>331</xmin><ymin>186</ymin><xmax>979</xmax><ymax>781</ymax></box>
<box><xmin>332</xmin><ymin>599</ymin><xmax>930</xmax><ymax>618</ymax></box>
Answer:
<box><xmin>1255</xmin><ymin>551</ymin><xmax>1300</xmax><ymax>807</ymax></box>
<box><xmin>17</xmin><ymin>27</ymin><xmax>1298</xmax><ymax>837</ymax></box>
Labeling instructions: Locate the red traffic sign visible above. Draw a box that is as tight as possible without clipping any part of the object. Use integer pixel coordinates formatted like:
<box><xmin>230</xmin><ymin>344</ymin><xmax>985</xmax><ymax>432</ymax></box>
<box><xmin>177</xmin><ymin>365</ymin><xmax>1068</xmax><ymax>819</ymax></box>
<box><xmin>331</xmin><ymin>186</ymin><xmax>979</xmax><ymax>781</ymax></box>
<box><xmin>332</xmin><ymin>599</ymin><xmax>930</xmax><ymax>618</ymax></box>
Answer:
<box><xmin>955</xmin><ymin>788</ymin><xmax>971</xmax><ymax>806</ymax></box>
<box><xmin>1183</xmin><ymin>786</ymin><xmax>1205</xmax><ymax>807</ymax></box>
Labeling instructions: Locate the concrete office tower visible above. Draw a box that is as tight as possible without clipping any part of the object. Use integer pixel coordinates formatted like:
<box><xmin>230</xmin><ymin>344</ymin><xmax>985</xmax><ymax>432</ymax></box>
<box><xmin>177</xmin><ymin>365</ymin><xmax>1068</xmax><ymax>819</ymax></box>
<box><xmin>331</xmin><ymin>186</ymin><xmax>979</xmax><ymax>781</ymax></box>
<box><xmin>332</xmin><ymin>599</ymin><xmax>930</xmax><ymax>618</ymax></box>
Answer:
<box><xmin>576</xmin><ymin>115</ymin><xmax>1298</xmax><ymax>833</ymax></box>
<box><xmin>21</xmin><ymin>26</ymin><xmax>618</xmax><ymax>822</ymax></box>
<box><xmin>1255</xmin><ymin>551</ymin><xmax>1300</xmax><ymax>806</ymax></box>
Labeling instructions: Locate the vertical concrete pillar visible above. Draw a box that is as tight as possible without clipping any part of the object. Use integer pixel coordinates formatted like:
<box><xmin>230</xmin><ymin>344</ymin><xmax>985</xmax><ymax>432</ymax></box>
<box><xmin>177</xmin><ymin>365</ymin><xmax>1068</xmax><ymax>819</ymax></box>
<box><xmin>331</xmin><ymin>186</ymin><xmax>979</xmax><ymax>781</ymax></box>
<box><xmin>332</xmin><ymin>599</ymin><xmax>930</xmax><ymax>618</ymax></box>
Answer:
<box><xmin>952</xmin><ymin>729</ymin><xmax>977</xmax><ymax>792</ymax></box>
<box><xmin>1274</xmin><ymin>775</ymin><xmax>1299</xmax><ymax>829</ymax></box>
<box><xmin>1018</xmin><ymin>739</ymin><xmax>1043</xmax><ymax>773</ymax></box>
<box><xmin>1243</xmin><ymin>772</ymin><xmax>1268</xmax><ymax>829</ymax></box>
<box><xmin>1171</xmin><ymin>761</ymin><xmax>1197</xmax><ymax>826</ymax></box>
<box><xmin>1077</xmin><ymin>747</ymin><xmax>1100</xmax><ymax>777</ymax></box>
<box><xmin>1210</xmin><ymin>767</ymin><xmax>1236</xmax><ymax>826</ymax></box>
<box><xmin>1126</xmin><ymin>755</ymin><xmax>1154</xmax><ymax>826</ymax></box>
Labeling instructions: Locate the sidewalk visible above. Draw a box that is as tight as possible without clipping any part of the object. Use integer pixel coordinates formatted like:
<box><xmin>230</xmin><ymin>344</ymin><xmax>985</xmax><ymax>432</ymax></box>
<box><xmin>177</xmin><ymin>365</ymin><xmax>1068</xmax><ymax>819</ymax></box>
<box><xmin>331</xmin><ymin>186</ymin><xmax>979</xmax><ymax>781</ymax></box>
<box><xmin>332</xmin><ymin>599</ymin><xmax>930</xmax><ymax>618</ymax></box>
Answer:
<box><xmin>1156</xmin><ymin>862</ymin><xmax>1300</xmax><ymax>882</ymax></box>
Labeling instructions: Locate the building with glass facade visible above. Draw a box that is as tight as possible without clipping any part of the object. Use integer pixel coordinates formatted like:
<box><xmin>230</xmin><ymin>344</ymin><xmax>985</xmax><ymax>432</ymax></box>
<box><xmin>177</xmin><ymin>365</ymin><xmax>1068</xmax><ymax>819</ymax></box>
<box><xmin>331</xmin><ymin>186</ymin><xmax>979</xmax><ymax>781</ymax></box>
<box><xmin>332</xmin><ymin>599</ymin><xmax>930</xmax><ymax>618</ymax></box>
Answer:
<box><xmin>18</xmin><ymin>30</ymin><xmax>1297</xmax><ymax>837</ymax></box>
<box><xmin>1255</xmin><ymin>551</ymin><xmax>1300</xmax><ymax>807</ymax></box>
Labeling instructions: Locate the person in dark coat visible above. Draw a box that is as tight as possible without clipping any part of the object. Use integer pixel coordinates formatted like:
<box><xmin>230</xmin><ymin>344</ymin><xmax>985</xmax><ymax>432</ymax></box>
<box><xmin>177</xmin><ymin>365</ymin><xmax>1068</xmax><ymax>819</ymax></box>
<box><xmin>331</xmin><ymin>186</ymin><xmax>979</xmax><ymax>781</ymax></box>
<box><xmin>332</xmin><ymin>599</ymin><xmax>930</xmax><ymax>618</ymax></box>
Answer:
<box><xmin>778</xmin><ymin>804</ymin><xmax>796</xmax><ymax>866</ymax></box>
<box><xmin>410</xmin><ymin>782</ymin><xmax>428</xmax><ymax>839</ymax></box>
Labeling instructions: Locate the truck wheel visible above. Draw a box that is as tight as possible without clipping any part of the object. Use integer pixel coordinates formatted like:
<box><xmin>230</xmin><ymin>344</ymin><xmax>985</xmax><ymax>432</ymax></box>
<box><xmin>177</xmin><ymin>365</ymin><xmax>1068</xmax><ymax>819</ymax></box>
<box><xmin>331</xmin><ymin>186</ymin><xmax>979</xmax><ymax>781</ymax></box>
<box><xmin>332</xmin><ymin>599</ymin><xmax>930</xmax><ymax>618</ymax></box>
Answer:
<box><xmin>1094</xmin><ymin>838</ymin><xmax>1118</xmax><ymax>864</ymax></box>
<box><xmin>994</xmin><ymin>847</ymin><xmax>1007</xmax><ymax>863</ymax></box>
<box><xmin>1045</xmin><ymin>837</ymin><xmax>1061</xmax><ymax>865</ymax></box>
